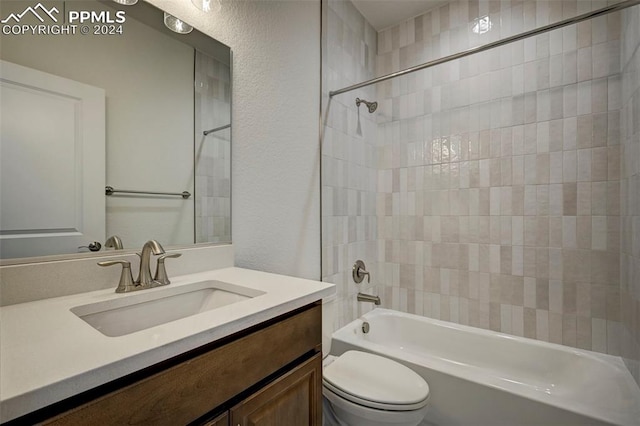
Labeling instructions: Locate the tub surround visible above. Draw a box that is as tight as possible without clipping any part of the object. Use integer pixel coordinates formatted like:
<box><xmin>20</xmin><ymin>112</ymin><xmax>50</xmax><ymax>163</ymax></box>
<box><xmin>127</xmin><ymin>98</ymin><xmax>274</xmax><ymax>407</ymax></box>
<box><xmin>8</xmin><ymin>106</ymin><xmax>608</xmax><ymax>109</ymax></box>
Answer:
<box><xmin>0</xmin><ymin>265</ymin><xmax>335</xmax><ymax>423</ymax></box>
<box><xmin>373</xmin><ymin>0</ymin><xmax>624</xmax><ymax>354</ymax></box>
<box><xmin>322</xmin><ymin>0</ymin><xmax>636</xmax><ymax>367</ymax></box>
<box><xmin>321</xmin><ymin>0</ymin><xmax>380</xmax><ymax>330</ymax></box>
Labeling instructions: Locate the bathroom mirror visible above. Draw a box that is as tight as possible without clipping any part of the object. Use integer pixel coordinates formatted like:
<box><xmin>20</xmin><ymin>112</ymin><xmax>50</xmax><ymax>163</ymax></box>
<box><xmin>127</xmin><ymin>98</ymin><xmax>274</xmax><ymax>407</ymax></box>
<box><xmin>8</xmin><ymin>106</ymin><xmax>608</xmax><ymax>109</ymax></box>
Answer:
<box><xmin>0</xmin><ymin>0</ymin><xmax>231</xmax><ymax>262</ymax></box>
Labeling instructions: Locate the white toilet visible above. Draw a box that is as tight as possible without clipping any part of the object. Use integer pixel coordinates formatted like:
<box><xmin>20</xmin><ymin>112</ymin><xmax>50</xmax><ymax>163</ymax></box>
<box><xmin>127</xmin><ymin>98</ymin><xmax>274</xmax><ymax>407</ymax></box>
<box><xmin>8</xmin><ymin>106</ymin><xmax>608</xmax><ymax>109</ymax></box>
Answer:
<box><xmin>322</xmin><ymin>296</ymin><xmax>430</xmax><ymax>426</ymax></box>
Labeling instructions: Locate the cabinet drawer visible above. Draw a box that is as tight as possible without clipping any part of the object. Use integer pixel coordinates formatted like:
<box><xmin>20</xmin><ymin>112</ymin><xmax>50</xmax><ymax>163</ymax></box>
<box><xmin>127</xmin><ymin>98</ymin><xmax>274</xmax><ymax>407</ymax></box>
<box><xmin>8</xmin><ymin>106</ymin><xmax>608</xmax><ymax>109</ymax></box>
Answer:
<box><xmin>44</xmin><ymin>303</ymin><xmax>321</xmax><ymax>425</ymax></box>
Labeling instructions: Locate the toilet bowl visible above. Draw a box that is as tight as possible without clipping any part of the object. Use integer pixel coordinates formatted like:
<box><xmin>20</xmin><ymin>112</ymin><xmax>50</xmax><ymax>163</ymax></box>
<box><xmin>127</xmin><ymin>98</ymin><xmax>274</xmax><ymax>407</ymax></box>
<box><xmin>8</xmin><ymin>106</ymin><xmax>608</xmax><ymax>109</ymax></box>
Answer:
<box><xmin>322</xmin><ymin>297</ymin><xmax>430</xmax><ymax>426</ymax></box>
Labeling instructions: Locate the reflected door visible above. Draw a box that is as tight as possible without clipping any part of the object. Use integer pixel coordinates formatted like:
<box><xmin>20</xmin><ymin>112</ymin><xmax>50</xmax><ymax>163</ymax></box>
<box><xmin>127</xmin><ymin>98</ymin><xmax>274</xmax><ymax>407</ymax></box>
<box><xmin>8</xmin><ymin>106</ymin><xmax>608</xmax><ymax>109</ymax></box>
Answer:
<box><xmin>0</xmin><ymin>60</ymin><xmax>105</xmax><ymax>259</ymax></box>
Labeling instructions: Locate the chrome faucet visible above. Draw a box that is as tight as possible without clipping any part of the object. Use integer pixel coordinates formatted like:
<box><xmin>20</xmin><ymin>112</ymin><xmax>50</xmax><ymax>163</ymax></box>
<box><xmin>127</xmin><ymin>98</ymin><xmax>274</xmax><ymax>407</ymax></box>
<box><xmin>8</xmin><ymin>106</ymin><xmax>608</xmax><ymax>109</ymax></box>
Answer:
<box><xmin>357</xmin><ymin>292</ymin><xmax>381</xmax><ymax>305</ymax></box>
<box><xmin>137</xmin><ymin>240</ymin><xmax>165</xmax><ymax>287</ymax></box>
<box><xmin>98</xmin><ymin>259</ymin><xmax>137</xmax><ymax>293</ymax></box>
<box><xmin>98</xmin><ymin>240</ymin><xmax>181</xmax><ymax>293</ymax></box>
<box><xmin>154</xmin><ymin>253</ymin><xmax>182</xmax><ymax>285</ymax></box>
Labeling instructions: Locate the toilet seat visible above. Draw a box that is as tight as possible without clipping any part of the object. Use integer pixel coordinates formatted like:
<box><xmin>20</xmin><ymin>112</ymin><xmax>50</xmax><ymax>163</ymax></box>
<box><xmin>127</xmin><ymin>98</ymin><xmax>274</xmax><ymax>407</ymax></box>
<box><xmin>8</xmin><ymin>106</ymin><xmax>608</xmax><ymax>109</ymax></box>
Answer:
<box><xmin>323</xmin><ymin>350</ymin><xmax>430</xmax><ymax>411</ymax></box>
<box><xmin>323</xmin><ymin>380</ymin><xmax>429</xmax><ymax>411</ymax></box>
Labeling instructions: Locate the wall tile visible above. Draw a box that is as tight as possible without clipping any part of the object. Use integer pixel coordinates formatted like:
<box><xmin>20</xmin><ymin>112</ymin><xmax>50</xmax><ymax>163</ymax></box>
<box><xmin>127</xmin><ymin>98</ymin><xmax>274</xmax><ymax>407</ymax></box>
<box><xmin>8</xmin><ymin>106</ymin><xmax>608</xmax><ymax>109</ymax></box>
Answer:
<box><xmin>324</xmin><ymin>0</ymin><xmax>628</xmax><ymax>367</ymax></box>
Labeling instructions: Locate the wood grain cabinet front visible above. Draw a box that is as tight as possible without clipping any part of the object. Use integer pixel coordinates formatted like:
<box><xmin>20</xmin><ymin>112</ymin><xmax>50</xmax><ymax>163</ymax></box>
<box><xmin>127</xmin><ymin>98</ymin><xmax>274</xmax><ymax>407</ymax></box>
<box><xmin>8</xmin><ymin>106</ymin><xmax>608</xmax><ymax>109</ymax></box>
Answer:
<box><xmin>230</xmin><ymin>353</ymin><xmax>322</xmax><ymax>426</ymax></box>
<box><xmin>203</xmin><ymin>412</ymin><xmax>229</xmax><ymax>426</ymax></box>
<box><xmin>33</xmin><ymin>303</ymin><xmax>321</xmax><ymax>426</ymax></box>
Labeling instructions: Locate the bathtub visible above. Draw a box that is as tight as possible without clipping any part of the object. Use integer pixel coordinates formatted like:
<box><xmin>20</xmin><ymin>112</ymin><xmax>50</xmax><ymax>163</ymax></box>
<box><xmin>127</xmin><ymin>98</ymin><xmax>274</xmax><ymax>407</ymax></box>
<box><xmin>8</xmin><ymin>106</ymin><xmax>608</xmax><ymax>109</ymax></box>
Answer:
<box><xmin>330</xmin><ymin>309</ymin><xmax>640</xmax><ymax>426</ymax></box>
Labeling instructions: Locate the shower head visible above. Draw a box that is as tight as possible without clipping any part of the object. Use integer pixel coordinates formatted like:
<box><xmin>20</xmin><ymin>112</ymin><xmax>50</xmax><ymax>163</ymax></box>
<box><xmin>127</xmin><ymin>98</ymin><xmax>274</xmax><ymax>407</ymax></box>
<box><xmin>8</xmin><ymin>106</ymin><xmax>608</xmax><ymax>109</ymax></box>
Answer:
<box><xmin>356</xmin><ymin>98</ymin><xmax>377</xmax><ymax>113</ymax></box>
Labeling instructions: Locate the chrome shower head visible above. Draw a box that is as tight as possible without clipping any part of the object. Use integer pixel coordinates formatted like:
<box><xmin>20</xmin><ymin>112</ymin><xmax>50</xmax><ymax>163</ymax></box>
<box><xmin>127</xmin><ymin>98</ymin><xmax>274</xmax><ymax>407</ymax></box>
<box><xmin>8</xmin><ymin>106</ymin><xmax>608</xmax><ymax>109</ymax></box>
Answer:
<box><xmin>356</xmin><ymin>98</ymin><xmax>377</xmax><ymax>113</ymax></box>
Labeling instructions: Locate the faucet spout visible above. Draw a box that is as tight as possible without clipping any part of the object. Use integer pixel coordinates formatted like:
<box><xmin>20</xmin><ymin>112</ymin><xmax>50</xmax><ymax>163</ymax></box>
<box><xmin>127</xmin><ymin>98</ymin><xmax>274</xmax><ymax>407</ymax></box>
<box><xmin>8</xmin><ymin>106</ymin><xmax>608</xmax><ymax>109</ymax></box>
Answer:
<box><xmin>105</xmin><ymin>235</ymin><xmax>123</xmax><ymax>250</ymax></box>
<box><xmin>137</xmin><ymin>240</ymin><xmax>165</xmax><ymax>287</ymax></box>
<box><xmin>357</xmin><ymin>292</ymin><xmax>381</xmax><ymax>305</ymax></box>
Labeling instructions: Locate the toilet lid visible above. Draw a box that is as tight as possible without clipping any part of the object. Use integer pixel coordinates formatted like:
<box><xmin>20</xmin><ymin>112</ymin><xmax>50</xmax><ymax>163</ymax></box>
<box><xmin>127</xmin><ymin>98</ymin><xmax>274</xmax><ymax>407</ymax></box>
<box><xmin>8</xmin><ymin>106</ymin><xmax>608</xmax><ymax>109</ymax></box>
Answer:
<box><xmin>323</xmin><ymin>351</ymin><xmax>429</xmax><ymax>407</ymax></box>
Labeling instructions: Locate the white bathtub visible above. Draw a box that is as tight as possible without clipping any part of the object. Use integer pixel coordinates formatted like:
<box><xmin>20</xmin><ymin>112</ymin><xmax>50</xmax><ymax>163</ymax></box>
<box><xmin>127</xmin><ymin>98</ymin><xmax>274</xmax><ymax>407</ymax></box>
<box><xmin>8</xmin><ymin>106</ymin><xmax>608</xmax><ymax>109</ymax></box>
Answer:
<box><xmin>330</xmin><ymin>309</ymin><xmax>640</xmax><ymax>426</ymax></box>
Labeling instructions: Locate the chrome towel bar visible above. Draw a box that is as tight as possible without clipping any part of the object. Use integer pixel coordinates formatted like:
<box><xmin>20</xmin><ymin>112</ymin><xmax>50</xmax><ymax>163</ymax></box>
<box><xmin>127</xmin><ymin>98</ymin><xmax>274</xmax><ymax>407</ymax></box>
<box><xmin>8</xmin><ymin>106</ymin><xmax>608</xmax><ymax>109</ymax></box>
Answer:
<box><xmin>105</xmin><ymin>186</ymin><xmax>191</xmax><ymax>199</ymax></box>
<box><xmin>203</xmin><ymin>123</ymin><xmax>231</xmax><ymax>136</ymax></box>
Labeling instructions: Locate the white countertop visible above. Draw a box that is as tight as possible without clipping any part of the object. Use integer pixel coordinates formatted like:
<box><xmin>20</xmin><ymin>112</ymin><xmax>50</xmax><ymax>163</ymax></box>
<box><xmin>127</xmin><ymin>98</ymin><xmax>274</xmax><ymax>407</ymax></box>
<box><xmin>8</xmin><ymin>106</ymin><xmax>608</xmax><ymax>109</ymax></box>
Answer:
<box><xmin>0</xmin><ymin>267</ymin><xmax>335</xmax><ymax>422</ymax></box>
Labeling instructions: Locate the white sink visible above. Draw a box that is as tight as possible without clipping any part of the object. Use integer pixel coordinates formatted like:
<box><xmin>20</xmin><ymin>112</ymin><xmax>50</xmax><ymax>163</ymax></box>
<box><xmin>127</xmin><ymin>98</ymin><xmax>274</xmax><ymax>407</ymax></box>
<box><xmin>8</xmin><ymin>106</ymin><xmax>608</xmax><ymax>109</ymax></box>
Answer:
<box><xmin>71</xmin><ymin>280</ymin><xmax>265</xmax><ymax>337</ymax></box>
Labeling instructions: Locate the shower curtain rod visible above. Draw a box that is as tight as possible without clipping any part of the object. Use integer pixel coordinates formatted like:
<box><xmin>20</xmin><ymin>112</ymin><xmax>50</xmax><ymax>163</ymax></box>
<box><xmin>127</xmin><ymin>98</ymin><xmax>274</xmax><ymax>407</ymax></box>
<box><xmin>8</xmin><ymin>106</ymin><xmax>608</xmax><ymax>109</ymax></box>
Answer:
<box><xmin>329</xmin><ymin>0</ymin><xmax>640</xmax><ymax>97</ymax></box>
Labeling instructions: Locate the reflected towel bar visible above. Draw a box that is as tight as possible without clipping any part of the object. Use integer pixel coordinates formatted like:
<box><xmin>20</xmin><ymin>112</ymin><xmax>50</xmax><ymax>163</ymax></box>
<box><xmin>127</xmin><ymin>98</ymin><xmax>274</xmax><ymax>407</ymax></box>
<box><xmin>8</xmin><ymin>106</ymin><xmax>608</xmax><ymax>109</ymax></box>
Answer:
<box><xmin>203</xmin><ymin>124</ymin><xmax>231</xmax><ymax>136</ymax></box>
<box><xmin>105</xmin><ymin>186</ymin><xmax>191</xmax><ymax>199</ymax></box>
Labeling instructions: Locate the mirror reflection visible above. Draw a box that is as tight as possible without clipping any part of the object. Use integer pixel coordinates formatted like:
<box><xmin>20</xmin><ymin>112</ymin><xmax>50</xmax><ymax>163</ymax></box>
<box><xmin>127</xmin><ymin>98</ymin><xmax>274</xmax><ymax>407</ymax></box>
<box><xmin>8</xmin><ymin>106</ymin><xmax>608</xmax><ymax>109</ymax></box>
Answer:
<box><xmin>0</xmin><ymin>0</ymin><xmax>231</xmax><ymax>260</ymax></box>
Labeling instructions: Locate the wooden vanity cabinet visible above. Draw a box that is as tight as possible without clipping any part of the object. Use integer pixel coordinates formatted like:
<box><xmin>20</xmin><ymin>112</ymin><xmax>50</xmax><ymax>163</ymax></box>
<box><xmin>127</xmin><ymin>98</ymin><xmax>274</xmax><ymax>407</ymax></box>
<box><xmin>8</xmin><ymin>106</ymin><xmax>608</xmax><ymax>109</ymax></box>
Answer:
<box><xmin>29</xmin><ymin>302</ymin><xmax>322</xmax><ymax>426</ymax></box>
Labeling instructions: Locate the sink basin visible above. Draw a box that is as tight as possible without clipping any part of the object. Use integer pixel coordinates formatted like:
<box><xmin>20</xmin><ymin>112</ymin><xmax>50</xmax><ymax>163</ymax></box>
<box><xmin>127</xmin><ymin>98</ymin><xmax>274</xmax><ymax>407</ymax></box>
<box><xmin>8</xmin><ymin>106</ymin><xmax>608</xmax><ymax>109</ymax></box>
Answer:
<box><xmin>71</xmin><ymin>280</ymin><xmax>264</xmax><ymax>337</ymax></box>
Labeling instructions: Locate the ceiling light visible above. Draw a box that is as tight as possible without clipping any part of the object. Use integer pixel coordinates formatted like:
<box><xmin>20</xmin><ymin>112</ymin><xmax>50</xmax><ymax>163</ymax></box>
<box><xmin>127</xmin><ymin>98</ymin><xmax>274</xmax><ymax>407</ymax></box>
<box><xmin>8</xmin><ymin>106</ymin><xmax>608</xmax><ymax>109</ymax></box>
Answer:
<box><xmin>472</xmin><ymin>16</ymin><xmax>492</xmax><ymax>35</ymax></box>
<box><xmin>164</xmin><ymin>12</ymin><xmax>193</xmax><ymax>34</ymax></box>
<box><xmin>112</xmin><ymin>0</ymin><xmax>138</xmax><ymax>5</ymax></box>
<box><xmin>191</xmin><ymin>0</ymin><xmax>222</xmax><ymax>13</ymax></box>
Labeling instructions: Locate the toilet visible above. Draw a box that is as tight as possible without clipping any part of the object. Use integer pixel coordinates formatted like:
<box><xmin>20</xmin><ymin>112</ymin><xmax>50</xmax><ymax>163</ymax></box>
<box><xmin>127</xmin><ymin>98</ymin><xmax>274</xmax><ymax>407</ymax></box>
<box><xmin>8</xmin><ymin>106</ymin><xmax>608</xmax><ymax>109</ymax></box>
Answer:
<box><xmin>322</xmin><ymin>296</ymin><xmax>430</xmax><ymax>426</ymax></box>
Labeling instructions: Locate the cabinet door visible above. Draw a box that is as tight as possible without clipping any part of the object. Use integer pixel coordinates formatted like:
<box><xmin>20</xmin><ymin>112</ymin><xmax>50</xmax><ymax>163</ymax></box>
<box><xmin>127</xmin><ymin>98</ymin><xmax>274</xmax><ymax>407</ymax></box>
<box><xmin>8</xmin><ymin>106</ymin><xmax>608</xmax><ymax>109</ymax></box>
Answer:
<box><xmin>230</xmin><ymin>353</ymin><xmax>322</xmax><ymax>426</ymax></box>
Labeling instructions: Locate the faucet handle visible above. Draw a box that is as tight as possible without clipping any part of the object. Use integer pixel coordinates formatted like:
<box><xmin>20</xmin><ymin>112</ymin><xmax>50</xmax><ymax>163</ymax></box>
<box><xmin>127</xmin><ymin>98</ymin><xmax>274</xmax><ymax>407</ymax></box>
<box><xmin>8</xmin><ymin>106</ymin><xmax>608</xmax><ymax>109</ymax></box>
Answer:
<box><xmin>352</xmin><ymin>260</ymin><xmax>370</xmax><ymax>284</ymax></box>
<box><xmin>98</xmin><ymin>260</ymin><xmax>137</xmax><ymax>293</ymax></box>
<box><xmin>153</xmin><ymin>253</ymin><xmax>182</xmax><ymax>286</ymax></box>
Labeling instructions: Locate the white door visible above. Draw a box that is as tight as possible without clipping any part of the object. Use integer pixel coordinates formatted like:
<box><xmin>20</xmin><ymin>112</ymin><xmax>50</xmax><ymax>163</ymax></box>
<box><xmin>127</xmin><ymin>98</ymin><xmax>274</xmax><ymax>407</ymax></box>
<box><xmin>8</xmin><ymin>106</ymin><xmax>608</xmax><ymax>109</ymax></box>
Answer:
<box><xmin>0</xmin><ymin>60</ymin><xmax>105</xmax><ymax>259</ymax></box>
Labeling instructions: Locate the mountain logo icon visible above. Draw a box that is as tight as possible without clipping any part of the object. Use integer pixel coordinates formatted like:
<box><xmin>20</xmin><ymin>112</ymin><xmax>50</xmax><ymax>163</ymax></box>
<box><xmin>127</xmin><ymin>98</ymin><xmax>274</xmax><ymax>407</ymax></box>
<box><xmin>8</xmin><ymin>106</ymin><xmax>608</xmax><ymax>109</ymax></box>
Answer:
<box><xmin>1</xmin><ymin>3</ymin><xmax>59</xmax><ymax>24</ymax></box>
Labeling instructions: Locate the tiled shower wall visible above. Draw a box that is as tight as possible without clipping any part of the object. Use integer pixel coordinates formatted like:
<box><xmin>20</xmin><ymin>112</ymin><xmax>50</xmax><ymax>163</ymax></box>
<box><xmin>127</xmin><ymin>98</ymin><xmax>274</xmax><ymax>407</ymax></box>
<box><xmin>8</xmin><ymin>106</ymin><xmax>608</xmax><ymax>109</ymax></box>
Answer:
<box><xmin>195</xmin><ymin>52</ymin><xmax>231</xmax><ymax>244</ymax></box>
<box><xmin>375</xmin><ymin>1</ymin><xmax>623</xmax><ymax>354</ymax></box>
<box><xmin>322</xmin><ymin>0</ymin><xmax>380</xmax><ymax>328</ymax></box>
<box><xmin>621</xmin><ymin>4</ymin><xmax>640</xmax><ymax>383</ymax></box>
<box><xmin>322</xmin><ymin>0</ymin><xmax>640</xmax><ymax>359</ymax></box>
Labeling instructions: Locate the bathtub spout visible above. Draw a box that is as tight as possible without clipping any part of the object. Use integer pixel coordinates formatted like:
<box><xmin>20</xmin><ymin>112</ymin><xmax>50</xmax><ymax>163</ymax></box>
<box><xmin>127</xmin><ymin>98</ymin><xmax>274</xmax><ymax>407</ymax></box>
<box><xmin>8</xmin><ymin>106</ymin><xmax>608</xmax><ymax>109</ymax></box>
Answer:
<box><xmin>357</xmin><ymin>292</ymin><xmax>380</xmax><ymax>305</ymax></box>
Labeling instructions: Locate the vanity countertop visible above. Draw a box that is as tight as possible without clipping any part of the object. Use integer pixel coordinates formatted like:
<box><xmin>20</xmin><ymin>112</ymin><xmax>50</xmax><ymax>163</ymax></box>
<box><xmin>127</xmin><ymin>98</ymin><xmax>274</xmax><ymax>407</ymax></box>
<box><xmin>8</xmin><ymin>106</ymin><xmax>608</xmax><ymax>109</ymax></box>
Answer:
<box><xmin>0</xmin><ymin>267</ymin><xmax>335</xmax><ymax>423</ymax></box>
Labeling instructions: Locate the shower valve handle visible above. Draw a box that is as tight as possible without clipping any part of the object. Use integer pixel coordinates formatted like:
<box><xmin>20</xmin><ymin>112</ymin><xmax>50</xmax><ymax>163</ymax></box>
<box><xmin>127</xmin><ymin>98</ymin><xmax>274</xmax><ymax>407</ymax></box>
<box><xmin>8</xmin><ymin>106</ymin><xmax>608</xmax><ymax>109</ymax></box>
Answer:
<box><xmin>352</xmin><ymin>260</ymin><xmax>370</xmax><ymax>284</ymax></box>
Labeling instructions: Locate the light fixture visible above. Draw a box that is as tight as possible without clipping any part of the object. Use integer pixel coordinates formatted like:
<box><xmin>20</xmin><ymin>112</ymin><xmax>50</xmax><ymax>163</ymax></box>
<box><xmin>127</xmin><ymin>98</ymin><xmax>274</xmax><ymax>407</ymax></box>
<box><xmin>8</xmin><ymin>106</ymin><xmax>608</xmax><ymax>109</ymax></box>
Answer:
<box><xmin>164</xmin><ymin>12</ymin><xmax>193</xmax><ymax>34</ymax></box>
<box><xmin>112</xmin><ymin>0</ymin><xmax>138</xmax><ymax>5</ymax></box>
<box><xmin>191</xmin><ymin>0</ymin><xmax>222</xmax><ymax>13</ymax></box>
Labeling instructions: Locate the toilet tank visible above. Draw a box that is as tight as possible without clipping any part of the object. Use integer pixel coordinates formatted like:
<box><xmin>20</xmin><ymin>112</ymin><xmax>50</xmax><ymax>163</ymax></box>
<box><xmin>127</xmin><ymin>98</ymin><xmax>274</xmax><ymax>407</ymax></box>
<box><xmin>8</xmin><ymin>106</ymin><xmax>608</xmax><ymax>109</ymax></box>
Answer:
<box><xmin>322</xmin><ymin>295</ymin><xmax>337</xmax><ymax>358</ymax></box>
